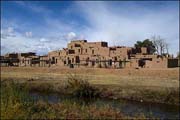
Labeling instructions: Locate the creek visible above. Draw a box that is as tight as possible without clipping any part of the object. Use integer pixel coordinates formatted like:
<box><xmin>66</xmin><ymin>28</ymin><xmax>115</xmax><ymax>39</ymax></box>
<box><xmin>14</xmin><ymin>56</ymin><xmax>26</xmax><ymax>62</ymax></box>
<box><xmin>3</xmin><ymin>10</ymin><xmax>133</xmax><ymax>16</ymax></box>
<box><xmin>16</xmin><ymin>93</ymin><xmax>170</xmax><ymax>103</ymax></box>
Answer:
<box><xmin>30</xmin><ymin>92</ymin><xmax>179</xmax><ymax>119</ymax></box>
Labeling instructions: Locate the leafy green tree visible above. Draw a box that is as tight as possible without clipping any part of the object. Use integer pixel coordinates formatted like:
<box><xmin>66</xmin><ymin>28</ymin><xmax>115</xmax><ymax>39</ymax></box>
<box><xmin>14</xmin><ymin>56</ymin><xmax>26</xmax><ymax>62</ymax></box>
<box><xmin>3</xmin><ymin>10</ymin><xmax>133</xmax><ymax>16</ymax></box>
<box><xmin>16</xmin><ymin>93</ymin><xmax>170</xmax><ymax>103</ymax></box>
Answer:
<box><xmin>134</xmin><ymin>39</ymin><xmax>156</xmax><ymax>54</ymax></box>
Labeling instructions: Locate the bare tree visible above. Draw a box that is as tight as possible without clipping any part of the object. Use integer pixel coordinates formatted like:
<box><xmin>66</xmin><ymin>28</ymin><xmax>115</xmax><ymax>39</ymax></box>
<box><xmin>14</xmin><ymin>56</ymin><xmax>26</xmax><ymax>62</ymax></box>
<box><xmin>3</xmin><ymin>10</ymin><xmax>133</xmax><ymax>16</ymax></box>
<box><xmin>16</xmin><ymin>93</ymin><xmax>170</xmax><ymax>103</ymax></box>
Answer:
<box><xmin>165</xmin><ymin>43</ymin><xmax>169</xmax><ymax>54</ymax></box>
<box><xmin>151</xmin><ymin>35</ymin><xmax>168</xmax><ymax>56</ymax></box>
<box><xmin>152</xmin><ymin>35</ymin><xmax>159</xmax><ymax>54</ymax></box>
<box><xmin>159</xmin><ymin>38</ymin><xmax>165</xmax><ymax>55</ymax></box>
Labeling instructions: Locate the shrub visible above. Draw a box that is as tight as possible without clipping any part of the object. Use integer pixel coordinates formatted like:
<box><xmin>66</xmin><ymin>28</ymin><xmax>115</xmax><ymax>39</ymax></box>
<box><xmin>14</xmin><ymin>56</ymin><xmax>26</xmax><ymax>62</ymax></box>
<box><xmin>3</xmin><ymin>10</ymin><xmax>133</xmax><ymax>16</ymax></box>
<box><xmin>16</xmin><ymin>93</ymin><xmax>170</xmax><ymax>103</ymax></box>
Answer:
<box><xmin>66</xmin><ymin>74</ymin><xmax>100</xmax><ymax>99</ymax></box>
<box><xmin>0</xmin><ymin>80</ymin><xmax>33</xmax><ymax>119</ymax></box>
<box><xmin>28</xmin><ymin>83</ymin><xmax>54</xmax><ymax>94</ymax></box>
<box><xmin>29</xmin><ymin>101</ymin><xmax>56</xmax><ymax>119</ymax></box>
<box><xmin>1</xmin><ymin>80</ymin><xmax>33</xmax><ymax>104</ymax></box>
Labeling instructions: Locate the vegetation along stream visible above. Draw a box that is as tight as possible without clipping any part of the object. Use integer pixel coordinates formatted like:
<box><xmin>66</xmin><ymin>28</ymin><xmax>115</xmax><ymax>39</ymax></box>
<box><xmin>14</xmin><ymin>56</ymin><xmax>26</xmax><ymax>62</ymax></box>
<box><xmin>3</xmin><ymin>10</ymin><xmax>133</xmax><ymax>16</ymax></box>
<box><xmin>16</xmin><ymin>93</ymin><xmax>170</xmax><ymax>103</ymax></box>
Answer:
<box><xmin>30</xmin><ymin>92</ymin><xmax>179</xmax><ymax>119</ymax></box>
<box><xmin>1</xmin><ymin>76</ymin><xmax>179</xmax><ymax>119</ymax></box>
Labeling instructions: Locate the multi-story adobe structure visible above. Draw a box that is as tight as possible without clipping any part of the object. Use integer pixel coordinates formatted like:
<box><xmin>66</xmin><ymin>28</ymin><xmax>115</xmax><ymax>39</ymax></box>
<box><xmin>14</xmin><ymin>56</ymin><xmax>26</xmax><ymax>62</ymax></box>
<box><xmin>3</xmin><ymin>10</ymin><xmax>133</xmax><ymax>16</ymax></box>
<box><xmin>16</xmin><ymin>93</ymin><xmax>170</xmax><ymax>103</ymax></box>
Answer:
<box><xmin>48</xmin><ymin>40</ymin><xmax>130</xmax><ymax>68</ymax></box>
<box><xmin>48</xmin><ymin>40</ymin><xmax>179</xmax><ymax>68</ymax></box>
<box><xmin>0</xmin><ymin>40</ymin><xmax>179</xmax><ymax>68</ymax></box>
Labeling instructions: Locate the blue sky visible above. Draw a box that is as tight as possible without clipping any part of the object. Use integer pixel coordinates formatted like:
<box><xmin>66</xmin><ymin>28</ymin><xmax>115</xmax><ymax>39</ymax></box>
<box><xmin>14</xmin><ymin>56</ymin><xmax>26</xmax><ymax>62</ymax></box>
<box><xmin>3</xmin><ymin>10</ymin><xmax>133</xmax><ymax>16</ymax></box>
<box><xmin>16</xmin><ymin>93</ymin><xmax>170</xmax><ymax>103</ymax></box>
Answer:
<box><xmin>1</xmin><ymin>1</ymin><xmax>179</xmax><ymax>56</ymax></box>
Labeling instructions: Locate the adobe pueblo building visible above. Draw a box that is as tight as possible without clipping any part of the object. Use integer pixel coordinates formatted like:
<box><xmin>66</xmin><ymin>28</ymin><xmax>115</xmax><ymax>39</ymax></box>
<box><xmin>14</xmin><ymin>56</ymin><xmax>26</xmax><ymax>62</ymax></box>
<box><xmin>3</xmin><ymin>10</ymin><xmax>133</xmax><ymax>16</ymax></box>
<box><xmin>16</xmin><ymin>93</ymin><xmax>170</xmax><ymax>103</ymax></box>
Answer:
<box><xmin>48</xmin><ymin>40</ymin><xmax>178</xmax><ymax>68</ymax></box>
<box><xmin>1</xmin><ymin>40</ymin><xmax>179</xmax><ymax>68</ymax></box>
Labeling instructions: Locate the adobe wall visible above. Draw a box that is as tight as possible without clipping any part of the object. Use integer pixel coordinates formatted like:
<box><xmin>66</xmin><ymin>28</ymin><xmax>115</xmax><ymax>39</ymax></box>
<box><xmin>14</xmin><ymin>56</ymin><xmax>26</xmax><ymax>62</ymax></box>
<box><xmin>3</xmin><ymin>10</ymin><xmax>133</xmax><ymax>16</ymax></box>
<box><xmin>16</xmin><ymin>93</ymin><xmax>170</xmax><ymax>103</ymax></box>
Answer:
<box><xmin>141</xmin><ymin>47</ymin><xmax>147</xmax><ymax>54</ymax></box>
<box><xmin>19</xmin><ymin>57</ymin><xmax>32</xmax><ymax>67</ymax></box>
<box><xmin>129</xmin><ymin>59</ymin><xmax>139</xmax><ymax>68</ymax></box>
<box><xmin>145</xmin><ymin>58</ymin><xmax>167</xmax><ymax>68</ymax></box>
<box><xmin>132</xmin><ymin>54</ymin><xmax>157</xmax><ymax>59</ymax></box>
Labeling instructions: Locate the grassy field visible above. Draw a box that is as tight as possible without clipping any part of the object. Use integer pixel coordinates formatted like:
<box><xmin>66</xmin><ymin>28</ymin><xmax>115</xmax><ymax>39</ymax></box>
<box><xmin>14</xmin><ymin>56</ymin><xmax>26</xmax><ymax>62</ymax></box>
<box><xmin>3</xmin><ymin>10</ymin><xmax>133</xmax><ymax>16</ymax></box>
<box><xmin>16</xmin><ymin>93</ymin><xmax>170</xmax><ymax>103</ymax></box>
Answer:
<box><xmin>1</xmin><ymin>67</ymin><xmax>179</xmax><ymax>104</ymax></box>
<box><xmin>0</xmin><ymin>80</ymin><xmax>129</xmax><ymax>119</ymax></box>
<box><xmin>1</xmin><ymin>67</ymin><xmax>179</xmax><ymax>119</ymax></box>
<box><xmin>1</xmin><ymin>75</ymin><xmax>150</xmax><ymax>119</ymax></box>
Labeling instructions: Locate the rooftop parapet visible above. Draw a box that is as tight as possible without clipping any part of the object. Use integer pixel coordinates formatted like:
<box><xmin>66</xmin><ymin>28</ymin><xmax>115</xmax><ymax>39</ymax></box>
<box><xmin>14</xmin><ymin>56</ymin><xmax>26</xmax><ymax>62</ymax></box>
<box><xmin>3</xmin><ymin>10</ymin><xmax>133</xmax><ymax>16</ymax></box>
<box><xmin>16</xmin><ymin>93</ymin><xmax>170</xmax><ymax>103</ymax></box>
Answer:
<box><xmin>71</xmin><ymin>40</ymin><xmax>87</xmax><ymax>43</ymax></box>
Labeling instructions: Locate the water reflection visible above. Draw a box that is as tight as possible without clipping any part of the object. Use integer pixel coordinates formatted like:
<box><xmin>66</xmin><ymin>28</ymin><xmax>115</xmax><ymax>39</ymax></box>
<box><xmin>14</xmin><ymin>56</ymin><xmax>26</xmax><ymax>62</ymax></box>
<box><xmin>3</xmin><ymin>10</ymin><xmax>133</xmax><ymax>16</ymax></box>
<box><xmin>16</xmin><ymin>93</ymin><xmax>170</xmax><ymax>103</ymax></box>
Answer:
<box><xmin>30</xmin><ymin>92</ymin><xmax>179</xmax><ymax>119</ymax></box>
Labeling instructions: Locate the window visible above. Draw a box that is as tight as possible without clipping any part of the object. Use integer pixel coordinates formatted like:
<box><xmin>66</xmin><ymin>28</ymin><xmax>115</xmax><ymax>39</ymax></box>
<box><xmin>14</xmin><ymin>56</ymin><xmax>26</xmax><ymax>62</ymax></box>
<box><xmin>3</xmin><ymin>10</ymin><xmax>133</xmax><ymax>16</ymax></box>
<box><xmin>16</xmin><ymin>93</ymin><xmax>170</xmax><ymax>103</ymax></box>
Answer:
<box><xmin>75</xmin><ymin>44</ymin><xmax>81</xmax><ymax>47</ymax></box>
<box><xmin>78</xmin><ymin>49</ymin><xmax>80</xmax><ymax>53</ymax></box>
<box><xmin>52</xmin><ymin>57</ymin><xmax>55</xmax><ymax>61</ymax></box>
<box><xmin>101</xmin><ymin>42</ymin><xmax>108</xmax><ymax>47</ymax></box>
<box><xmin>68</xmin><ymin>50</ymin><xmax>75</xmax><ymax>54</ymax></box>
<box><xmin>75</xmin><ymin>56</ymin><xmax>80</xmax><ymax>63</ymax></box>
<box><xmin>56</xmin><ymin>59</ymin><xmax>57</xmax><ymax>63</ymax></box>
<box><xmin>114</xmin><ymin>57</ymin><xmax>117</xmax><ymax>61</ymax></box>
<box><xmin>72</xmin><ymin>58</ymin><xmax>74</xmax><ymax>63</ymax></box>
<box><xmin>86</xmin><ymin>49</ymin><xmax>87</xmax><ymax>53</ymax></box>
<box><xmin>52</xmin><ymin>57</ymin><xmax>55</xmax><ymax>64</ymax></box>
<box><xmin>92</xmin><ymin>50</ymin><xmax>94</xmax><ymax>54</ymax></box>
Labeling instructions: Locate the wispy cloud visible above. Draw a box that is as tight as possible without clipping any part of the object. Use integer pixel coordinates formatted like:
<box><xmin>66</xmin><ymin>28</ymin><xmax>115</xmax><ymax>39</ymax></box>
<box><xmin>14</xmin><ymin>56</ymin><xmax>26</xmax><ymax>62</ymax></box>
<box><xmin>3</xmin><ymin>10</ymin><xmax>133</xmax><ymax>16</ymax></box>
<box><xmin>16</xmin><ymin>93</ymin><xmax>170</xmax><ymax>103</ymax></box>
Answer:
<box><xmin>1</xmin><ymin>27</ymin><xmax>16</xmax><ymax>39</ymax></box>
<box><xmin>75</xmin><ymin>1</ymin><xmax>179</xmax><ymax>55</ymax></box>
<box><xmin>25</xmin><ymin>31</ymin><xmax>32</xmax><ymax>37</ymax></box>
<box><xmin>14</xmin><ymin>1</ymin><xmax>53</xmax><ymax>16</ymax></box>
<box><xmin>1</xmin><ymin>26</ymin><xmax>74</xmax><ymax>55</ymax></box>
<box><xmin>1</xmin><ymin>1</ymin><xmax>179</xmax><ymax>56</ymax></box>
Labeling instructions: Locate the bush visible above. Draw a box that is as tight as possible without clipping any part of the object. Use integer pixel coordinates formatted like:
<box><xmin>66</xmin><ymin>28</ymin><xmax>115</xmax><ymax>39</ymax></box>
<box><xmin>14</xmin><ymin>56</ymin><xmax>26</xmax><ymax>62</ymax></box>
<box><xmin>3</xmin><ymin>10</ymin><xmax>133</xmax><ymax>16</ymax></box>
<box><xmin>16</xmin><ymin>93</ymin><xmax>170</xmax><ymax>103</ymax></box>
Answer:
<box><xmin>28</xmin><ymin>83</ymin><xmax>54</xmax><ymax>94</ymax></box>
<box><xmin>1</xmin><ymin>80</ymin><xmax>33</xmax><ymax>104</ymax></box>
<box><xmin>1</xmin><ymin>80</ymin><xmax>33</xmax><ymax>119</ymax></box>
<box><xmin>66</xmin><ymin>74</ymin><xmax>100</xmax><ymax>99</ymax></box>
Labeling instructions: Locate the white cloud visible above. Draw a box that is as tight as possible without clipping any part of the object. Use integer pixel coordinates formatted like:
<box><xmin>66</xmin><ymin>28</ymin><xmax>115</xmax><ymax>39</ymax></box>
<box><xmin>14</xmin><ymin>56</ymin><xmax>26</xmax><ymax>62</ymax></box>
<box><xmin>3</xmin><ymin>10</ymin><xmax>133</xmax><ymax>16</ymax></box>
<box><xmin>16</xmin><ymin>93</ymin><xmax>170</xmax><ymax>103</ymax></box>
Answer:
<box><xmin>1</xmin><ymin>1</ymin><xmax>178</xmax><ymax>56</ymax></box>
<box><xmin>75</xmin><ymin>1</ymin><xmax>179</xmax><ymax>55</ymax></box>
<box><xmin>40</xmin><ymin>38</ymin><xmax>49</xmax><ymax>42</ymax></box>
<box><xmin>1</xmin><ymin>27</ymin><xmax>16</xmax><ymax>39</ymax></box>
<box><xmin>66</xmin><ymin>32</ymin><xmax>76</xmax><ymax>40</ymax></box>
<box><xmin>1</xmin><ymin>27</ymin><xmax>70</xmax><ymax>55</ymax></box>
<box><xmin>7</xmin><ymin>27</ymin><xmax>14</xmax><ymax>33</ymax></box>
<box><xmin>25</xmin><ymin>31</ymin><xmax>32</xmax><ymax>37</ymax></box>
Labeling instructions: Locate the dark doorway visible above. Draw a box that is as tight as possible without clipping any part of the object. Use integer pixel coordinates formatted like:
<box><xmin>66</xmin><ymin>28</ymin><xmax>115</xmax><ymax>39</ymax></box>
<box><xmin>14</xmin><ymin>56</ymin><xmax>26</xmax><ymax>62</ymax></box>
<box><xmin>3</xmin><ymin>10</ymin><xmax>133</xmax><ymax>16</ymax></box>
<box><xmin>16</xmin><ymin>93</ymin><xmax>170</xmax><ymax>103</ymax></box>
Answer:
<box><xmin>109</xmin><ymin>59</ymin><xmax>112</xmax><ymax>66</ymax></box>
<box><xmin>51</xmin><ymin>57</ymin><xmax>55</xmax><ymax>64</ymax></box>
<box><xmin>92</xmin><ymin>61</ymin><xmax>95</xmax><ymax>66</ymax></box>
<box><xmin>75</xmin><ymin>56</ymin><xmax>80</xmax><ymax>63</ymax></box>
<box><xmin>114</xmin><ymin>57</ymin><xmax>117</xmax><ymax>61</ymax></box>
<box><xmin>68</xmin><ymin>60</ymin><xmax>71</xmax><ymax>64</ymax></box>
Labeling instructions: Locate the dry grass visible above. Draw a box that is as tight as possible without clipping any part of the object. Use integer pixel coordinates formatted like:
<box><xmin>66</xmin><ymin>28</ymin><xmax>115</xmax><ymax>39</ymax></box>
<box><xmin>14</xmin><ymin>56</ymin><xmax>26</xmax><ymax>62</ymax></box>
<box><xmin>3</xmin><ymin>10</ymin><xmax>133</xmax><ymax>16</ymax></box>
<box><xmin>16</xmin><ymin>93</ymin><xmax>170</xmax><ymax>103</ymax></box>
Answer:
<box><xmin>1</xmin><ymin>67</ymin><xmax>179</xmax><ymax>104</ymax></box>
<box><xmin>1</xmin><ymin>67</ymin><xmax>179</xmax><ymax>87</ymax></box>
<box><xmin>1</xmin><ymin>80</ymin><xmax>150</xmax><ymax>119</ymax></box>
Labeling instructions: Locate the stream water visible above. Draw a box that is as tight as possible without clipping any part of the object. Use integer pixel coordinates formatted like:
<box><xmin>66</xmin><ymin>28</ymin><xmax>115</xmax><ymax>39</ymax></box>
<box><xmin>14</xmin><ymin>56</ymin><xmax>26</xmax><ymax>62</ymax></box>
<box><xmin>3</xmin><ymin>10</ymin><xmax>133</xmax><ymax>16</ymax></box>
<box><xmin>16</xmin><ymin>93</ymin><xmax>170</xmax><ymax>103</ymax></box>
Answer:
<box><xmin>30</xmin><ymin>92</ymin><xmax>179</xmax><ymax>119</ymax></box>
